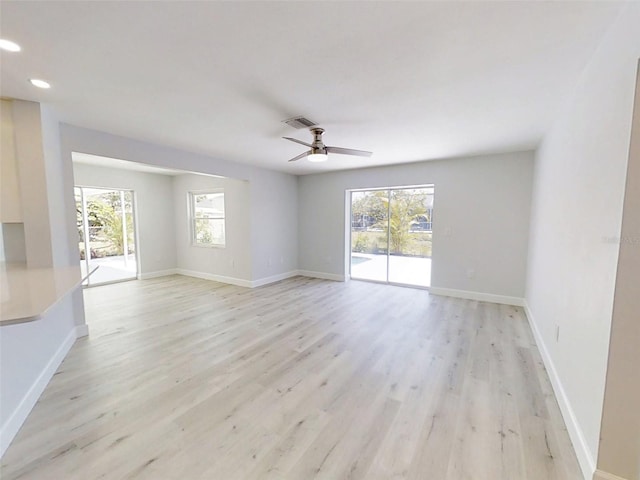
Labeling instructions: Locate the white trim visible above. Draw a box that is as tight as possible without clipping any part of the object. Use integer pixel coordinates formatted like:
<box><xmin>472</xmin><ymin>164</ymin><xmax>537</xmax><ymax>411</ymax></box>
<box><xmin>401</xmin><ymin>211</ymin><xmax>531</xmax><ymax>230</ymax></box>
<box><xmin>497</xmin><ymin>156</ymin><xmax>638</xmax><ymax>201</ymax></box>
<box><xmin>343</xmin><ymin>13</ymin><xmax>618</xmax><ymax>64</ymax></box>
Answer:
<box><xmin>297</xmin><ymin>270</ymin><xmax>346</xmax><ymax>282</ymax></box>
<box><xmin>429</xmin><ymin>287</ymin><xmax>524</xmax><ymax>306</ymax></box>
<box><xmin>175</xmin><ymin>269</ymin><xmax>252</xmax><ymax>288</ymax></box>
<box><xmin>593</xmin><ymin>470</ymin><xmax>629</xmax><ymax>480</ymax></box>
<box><xmin>0</xmin><ymin>326</ymin><xmax>78</xmax><ymax>458</ymax></box>
<box><xmin>523</xmin><ymin>301</ymin><xmax>595</xmax><ymax>480</ymax></box>
<box><xmin>250</xmin><ymin>271</ymin><xmax>299</xmax><ymax>288</ymax></box>
<box><xmin>83</xmin><ymin>277</ymin><xmax>137</xmax><ymax>288</ymax></box>
<box><xmin>189</xmin><ymin>190</ymin><xmax>226</xmax><ymax>248</ymax></box>
<box><xmin>75</xmin><ymin>324</ymin><xmax>89</xmax><ymax>338</ymax></box>
<box><xmin>178</xmin><ymin>269</ymin><xmax>345</xmax><ymax>288</ymax></box>
<box><xmin>138</xmin><ymin>268</ymin><xmax>178</xmax><ymax>280</ymax></box>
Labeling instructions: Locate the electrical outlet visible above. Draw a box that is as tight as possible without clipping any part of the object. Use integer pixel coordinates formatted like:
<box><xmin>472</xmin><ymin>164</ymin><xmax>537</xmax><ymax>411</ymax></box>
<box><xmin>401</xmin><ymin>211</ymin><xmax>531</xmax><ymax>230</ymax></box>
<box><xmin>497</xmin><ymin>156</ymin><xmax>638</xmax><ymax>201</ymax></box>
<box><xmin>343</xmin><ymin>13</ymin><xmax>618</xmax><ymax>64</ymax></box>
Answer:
<box><xmin>467</xmin><ymin>268</ymin><xmax>475</xmax><ymax>279</ymax></box>
<box><xmin>556</xmin><ymin>325</ymin><xmax>560</xmax><ymax>343</ymax></box>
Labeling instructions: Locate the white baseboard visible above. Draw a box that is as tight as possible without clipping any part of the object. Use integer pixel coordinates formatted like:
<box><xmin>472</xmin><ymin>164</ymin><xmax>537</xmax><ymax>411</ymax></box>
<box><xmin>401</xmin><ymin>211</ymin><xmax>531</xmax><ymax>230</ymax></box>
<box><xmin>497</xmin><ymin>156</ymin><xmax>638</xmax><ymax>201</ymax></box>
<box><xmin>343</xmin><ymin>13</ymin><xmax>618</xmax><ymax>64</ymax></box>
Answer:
<box><xmin>250</xmin><ymin>270</ymin><xmax>299</xmax><ymax>288</ymax></box>
<box><xmin>429</xmin><ymin>287</ymin><xmax>524</xmax><ymax>306</ymax></box>
<box><xmin>138</xmin><ymin>268</ymin><xmax>177</xmax><ymax>280</ymax></box>
<box><xmin>0</xmin><ymin>326</ymin><xmax>78</xmax><ymax>458</ymax></box>
<box><xmin>593</xmin><ymin>470</ymin><xmax>629</xmax><ymax>480</ymax></box>
<box><xmin>75</xmin><ymin>324</ymin><xmax>89</xmax><ymax>338</ymax></box>
<box><xmin>523</xmin><ymin>301</ymin><xmax>595</xmax><ymax>480</ymax></box>
<box><xmin>177</xmin><ymin>268</ymin><xmax>345</xmax><ymax>288</ymax></box>
<box><xmin>297</xmin><ymin>270</ymin><xmax>346</xmax><ymax>282</ymax></box>
<box><xmin>175</xmin><ymin>269</ymin><xmax>253</xmax><ymax>288</ymax></box>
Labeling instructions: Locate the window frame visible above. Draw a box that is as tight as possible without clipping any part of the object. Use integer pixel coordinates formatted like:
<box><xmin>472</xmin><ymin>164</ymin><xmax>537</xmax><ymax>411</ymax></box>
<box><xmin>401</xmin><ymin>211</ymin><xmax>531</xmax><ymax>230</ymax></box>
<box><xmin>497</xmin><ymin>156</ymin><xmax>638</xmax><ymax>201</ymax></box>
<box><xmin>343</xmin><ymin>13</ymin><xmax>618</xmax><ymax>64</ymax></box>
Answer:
<box><xmin>189</xmin><ymin>189</ymin><xmax>226</xmax><ymax>248</ymax></box>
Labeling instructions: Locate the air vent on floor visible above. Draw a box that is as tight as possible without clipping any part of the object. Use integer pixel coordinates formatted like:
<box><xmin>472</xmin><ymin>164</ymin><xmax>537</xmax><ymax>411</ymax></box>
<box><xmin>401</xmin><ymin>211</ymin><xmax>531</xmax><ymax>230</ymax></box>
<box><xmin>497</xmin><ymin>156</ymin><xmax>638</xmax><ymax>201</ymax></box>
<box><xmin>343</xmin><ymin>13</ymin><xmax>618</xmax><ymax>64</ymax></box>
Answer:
<box><xmin>282</xmin><ymin>116</ymin><xmax>318</xmax><ymax>129</ymax></box>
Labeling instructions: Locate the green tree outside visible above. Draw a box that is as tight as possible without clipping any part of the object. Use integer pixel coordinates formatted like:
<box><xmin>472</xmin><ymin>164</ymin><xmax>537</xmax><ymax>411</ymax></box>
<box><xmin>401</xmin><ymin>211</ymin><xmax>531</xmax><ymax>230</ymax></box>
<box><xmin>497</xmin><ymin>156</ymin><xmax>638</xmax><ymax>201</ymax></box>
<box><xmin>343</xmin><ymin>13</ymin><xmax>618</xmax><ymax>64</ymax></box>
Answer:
<box><xmin>351</xmin><ymin>188</ymin><xmax>433</xmax><ymax>257</ymax></box>
<box><xmin>76</xmin><ymin>190</ymin><xmax>134</xmax><ymax>259</ymax></box>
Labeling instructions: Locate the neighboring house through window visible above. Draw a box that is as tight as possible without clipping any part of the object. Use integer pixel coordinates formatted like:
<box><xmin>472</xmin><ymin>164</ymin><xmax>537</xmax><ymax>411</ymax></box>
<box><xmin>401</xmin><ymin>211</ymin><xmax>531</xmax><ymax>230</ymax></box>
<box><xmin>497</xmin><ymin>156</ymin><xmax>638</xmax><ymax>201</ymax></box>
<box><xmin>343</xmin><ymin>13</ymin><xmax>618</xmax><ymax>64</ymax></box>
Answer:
<box><xmin>190</xmin><ymin>190</ymin><xmax>225</xmax><ymax>247</ymax></box>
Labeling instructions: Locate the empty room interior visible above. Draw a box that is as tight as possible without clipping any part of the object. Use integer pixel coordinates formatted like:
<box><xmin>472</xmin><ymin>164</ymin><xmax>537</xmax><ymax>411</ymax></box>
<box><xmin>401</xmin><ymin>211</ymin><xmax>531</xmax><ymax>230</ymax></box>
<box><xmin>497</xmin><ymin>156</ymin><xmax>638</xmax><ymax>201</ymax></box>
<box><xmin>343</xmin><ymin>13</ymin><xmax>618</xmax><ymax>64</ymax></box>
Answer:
<box><xmin>0</xmin><ymin>2</ymin><xmax>639</xmax><ymax>480</ymax></box>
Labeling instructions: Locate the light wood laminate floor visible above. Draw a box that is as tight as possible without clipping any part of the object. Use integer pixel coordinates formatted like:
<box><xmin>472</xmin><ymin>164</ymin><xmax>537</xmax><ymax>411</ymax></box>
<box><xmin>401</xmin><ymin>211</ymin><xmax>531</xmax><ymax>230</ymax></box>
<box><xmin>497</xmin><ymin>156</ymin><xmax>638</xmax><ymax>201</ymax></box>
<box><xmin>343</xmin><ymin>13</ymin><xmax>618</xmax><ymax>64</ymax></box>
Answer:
<box><xmin>1</xmin><ymin>275</ymin><xmax>582</xmax><ymax>479</ymax></box>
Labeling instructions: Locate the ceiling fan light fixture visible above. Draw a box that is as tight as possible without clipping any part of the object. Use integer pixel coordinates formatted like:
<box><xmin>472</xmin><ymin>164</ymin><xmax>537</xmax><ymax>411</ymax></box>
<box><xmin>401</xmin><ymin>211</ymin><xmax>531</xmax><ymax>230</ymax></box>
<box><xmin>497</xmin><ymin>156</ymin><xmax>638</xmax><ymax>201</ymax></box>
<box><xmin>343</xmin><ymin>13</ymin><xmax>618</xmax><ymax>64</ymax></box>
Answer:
<box><xmin>307</xmin><ymin>153</ymin><xmax>328</xmax><ymax>162</ymax></box>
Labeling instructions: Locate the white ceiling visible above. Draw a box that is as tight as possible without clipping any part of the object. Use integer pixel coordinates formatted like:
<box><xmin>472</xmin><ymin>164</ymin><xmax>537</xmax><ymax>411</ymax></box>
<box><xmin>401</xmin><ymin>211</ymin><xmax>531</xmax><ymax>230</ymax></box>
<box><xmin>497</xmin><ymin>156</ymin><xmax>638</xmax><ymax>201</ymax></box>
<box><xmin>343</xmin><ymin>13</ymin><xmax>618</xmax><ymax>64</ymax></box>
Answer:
<box><xmin>72</xmin><ymin>152</ymin><xmax>226</xmax><ymax>179</ymax></box>
<box><xmin>0</xmin><ymin>1</ymin><xmax>624</xmax><ymax>175</ymax></box>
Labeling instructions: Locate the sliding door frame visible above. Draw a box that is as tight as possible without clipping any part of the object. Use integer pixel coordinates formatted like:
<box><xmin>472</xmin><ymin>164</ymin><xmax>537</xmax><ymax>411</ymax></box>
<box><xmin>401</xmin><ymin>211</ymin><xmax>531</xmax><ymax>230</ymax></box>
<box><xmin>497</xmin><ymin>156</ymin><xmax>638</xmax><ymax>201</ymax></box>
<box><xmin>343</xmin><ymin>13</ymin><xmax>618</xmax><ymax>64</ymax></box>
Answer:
<box><xmin>75</xmin><ymin>184</ymin><xmax>140</xmax><ymax>287</ymax></box>
<box><xmin>347</xmin><ymin>184</ymin><xmax>434</xmax><ymax>290</ymax></box>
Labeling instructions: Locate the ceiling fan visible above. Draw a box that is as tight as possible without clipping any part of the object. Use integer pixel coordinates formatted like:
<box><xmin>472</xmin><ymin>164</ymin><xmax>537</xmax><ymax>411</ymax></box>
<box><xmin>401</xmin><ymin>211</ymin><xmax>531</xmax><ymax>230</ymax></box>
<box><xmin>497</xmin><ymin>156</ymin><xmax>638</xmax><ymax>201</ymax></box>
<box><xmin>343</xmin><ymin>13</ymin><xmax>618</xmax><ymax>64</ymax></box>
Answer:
<box><xmin>283</xmin><ymin>127</ymin><xmax>372</xmax><ymax>163</ymax></box>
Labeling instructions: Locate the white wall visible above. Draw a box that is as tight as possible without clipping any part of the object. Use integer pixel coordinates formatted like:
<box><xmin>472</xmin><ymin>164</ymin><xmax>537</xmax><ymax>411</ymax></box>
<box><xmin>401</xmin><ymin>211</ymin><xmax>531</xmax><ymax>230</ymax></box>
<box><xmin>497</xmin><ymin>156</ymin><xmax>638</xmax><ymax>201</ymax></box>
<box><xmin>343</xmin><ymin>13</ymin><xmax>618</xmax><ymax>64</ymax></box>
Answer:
<box><xmin>60</xmin><ymin>124</ymin><xmax>298</xmax><ymax>284</ymax></box>
<box><xmin>298</xmin><ymin>151</ymin><xmax>533</xmax><ymax>299</ymax></box>
<box><xmin>72</xmin><ymin>163</ymin><xmax>177</xmax><ymax>277</ymax></box>
<box><xmin>524</xmin><ymin>5</ymin><xmax>640</xmax><ymax>479</ymax></box>
<box><xmin>596</xmin><ymin>63</ymin><xmax>640</xmax><ymax>480</ymax></box>
<box><xmin>173</xmin><ymin>173</ymin><xmax>251</xmax><ymax>283</ymax></box>
<box><xmin>0</xmin><ymin>298</ymin><xmax>77</xmax><ymax>456</ymax></box>
<box><xmin>250</xmin><ymin>171</ymin><xmax>298</xmax><ymax>282</ymax></box>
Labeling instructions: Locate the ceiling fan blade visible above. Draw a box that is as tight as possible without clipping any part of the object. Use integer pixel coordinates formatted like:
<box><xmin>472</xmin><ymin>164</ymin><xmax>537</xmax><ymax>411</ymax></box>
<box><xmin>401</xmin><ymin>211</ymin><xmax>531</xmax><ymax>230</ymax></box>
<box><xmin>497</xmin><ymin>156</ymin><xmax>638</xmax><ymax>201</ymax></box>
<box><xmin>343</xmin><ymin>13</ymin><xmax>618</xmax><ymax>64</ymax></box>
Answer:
<box><xmin>283</xmin><ymin>137</ymin><xmax>312</xmax><ymax>148</ymax></box>
<box><xmin>326</xmin><ymin>146</ymin><xmax>372</xmax><ymax>157</ymax></box>
<box><xmin>288</xmin><ymin>151</ymin><xmax>310</xmax><ymax>162</ymax></box>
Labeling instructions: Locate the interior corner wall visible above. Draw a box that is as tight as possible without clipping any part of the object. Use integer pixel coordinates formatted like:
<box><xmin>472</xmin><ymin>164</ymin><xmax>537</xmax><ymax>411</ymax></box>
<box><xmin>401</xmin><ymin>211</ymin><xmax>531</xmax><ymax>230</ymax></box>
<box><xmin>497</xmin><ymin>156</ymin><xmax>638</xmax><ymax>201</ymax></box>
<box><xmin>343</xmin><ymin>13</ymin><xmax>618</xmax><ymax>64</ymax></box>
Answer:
<box><xmin>524</xmin><ymin>5</ymin><xmax>640</xmax><ymax>479</ymax></box>
<box><xmin>297</xmin><ymin>151</ymin><xmax>533</xmax><ymax>298</ymax></box>
<box><xmin>72</xmin><ymin>163</ymin><xmax>177</xmax><ymax>277</ymax></box>
<box><xmin>173</xmin><ymin>173</ymin><xmax>251</xmax><ymax>283</ymax></box>
<box><xmin>250</xmin><ymin>172</ymin><xmax>298</xmax><ymax>283</ymax></box>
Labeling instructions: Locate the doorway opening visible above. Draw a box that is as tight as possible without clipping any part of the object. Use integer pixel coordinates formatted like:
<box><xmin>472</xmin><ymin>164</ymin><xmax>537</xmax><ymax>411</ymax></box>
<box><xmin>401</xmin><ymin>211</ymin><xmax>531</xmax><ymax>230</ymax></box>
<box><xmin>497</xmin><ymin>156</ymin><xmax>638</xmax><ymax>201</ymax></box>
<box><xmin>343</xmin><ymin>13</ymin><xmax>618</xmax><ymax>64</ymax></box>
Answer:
<box><xmin>75</xmin><ymin>186</ymin><xmax>138</xmax><ymax>286</ymax></box>
<box><xmin>349</xmin><ymin>186</ymin><xmax>433</xmax><ymax>287</ymax></box>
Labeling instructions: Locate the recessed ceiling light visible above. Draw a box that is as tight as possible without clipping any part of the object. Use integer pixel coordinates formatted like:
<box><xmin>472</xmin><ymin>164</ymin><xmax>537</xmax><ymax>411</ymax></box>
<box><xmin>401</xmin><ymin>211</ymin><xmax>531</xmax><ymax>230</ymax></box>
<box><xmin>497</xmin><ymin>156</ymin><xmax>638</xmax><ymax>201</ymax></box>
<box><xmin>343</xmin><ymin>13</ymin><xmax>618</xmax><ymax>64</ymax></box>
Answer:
<box><xmin>29</xmin><ymin>79</ymin><xmax>51</xmax><ymax>89</ymax></box>
<box><xmin>0</xmin><ymin>39</ymin><xmax>21</xmax><ymax>52</ymax></box>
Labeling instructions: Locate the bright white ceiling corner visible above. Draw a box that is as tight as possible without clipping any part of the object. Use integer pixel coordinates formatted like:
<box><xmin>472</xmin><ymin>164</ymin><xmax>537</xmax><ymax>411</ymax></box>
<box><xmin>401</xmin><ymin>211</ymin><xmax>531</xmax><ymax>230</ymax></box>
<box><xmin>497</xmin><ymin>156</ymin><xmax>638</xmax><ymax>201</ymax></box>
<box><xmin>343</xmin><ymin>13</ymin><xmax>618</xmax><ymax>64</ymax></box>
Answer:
<box><xmin>72</xmin><ymin>152</ymin><xmax>226</xmax><ymax>179</ymax></box>
<box><xmin>72</xmin><ymin>152</ymin><xmax>183</xmax><ymax>176</ymax></box>
<box><xmin>0</xmin><ymin>1</ymin><xmax>625</xmax><ymax>175</ymax></box>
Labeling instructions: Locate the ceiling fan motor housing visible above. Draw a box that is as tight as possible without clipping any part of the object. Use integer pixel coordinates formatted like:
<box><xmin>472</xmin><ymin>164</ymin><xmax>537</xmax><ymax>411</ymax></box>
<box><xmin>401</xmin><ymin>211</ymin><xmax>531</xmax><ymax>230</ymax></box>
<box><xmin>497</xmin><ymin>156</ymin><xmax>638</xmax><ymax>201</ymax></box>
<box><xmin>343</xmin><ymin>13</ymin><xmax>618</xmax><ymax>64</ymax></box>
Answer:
<box><xmin>311</xmin><ymin>128</ymin><xmax>326</xmax><ymax>153</ymax></box>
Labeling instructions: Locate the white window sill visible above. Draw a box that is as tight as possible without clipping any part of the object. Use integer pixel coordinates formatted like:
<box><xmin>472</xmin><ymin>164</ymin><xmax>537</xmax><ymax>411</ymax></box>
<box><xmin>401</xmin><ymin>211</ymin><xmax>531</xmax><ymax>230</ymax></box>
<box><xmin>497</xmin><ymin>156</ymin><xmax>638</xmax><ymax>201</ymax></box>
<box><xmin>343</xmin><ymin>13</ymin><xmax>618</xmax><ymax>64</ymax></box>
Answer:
<box><xmin>191</xmin><ymin>243</ymin><xmax>226</xmax><ymax>249</ymax></box>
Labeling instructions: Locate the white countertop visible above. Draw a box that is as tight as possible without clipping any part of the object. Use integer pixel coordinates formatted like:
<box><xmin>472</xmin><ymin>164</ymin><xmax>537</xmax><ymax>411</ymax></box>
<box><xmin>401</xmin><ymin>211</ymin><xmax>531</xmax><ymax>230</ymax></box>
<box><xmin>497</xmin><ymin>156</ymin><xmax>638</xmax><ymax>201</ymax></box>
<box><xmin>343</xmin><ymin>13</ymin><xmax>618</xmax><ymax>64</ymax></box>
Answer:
<box><xmin>0</xmin><ymin>263</ymin><xmax>94</xmax><ymax>326</ymax></box>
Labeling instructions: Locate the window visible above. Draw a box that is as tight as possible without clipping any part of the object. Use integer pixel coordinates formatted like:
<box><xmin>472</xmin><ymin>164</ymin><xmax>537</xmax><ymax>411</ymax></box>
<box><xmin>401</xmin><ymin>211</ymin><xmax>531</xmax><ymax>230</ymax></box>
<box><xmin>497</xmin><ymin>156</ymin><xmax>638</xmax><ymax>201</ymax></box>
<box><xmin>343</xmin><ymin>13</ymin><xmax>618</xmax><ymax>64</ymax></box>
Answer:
<box><xmin>190</xmin><ymin>191</ymin><xmax>225</xmax><ymax>247</ymax></box>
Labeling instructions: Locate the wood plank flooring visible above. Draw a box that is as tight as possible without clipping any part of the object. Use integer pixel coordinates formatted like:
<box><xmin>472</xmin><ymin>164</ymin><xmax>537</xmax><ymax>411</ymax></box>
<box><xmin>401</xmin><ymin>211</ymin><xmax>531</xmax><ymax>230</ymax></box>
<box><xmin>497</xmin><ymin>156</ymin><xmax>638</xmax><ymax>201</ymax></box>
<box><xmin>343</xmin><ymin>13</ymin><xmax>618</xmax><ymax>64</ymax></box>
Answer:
<box><xmin>0</xmin><ymin>275</ymin><xmax>583</xmax><ymax>479</ymax></box>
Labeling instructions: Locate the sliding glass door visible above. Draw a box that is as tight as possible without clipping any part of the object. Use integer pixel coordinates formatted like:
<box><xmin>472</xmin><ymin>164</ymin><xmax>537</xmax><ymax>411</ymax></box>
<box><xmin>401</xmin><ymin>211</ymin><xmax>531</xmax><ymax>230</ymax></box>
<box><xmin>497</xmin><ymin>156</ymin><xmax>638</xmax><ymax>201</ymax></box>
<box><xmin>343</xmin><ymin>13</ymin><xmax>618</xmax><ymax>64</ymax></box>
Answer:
<box><xmin>350</xmin><ymin>190</ymin><xmax>389</xmax><ymax>282</ymax></box>
<box><xmin>75</xmin><ymin>186</ymin><xmax>137</xmax><ymax>286</ymax></box>
<box><xmin>350</xmin><ymin>186</ymin><xmax>433</xmax><ymax>287</ymax></box>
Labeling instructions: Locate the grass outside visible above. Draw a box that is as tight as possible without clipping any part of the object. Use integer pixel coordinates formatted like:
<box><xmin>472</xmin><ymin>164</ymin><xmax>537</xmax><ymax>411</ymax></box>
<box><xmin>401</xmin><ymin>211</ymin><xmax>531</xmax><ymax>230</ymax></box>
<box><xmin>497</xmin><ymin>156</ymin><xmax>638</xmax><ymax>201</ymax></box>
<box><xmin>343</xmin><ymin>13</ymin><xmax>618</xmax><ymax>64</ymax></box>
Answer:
<box><xmin>351</xmin><ymin>230</ymin><xmax>432</xmax><ymax>257</ymax></box>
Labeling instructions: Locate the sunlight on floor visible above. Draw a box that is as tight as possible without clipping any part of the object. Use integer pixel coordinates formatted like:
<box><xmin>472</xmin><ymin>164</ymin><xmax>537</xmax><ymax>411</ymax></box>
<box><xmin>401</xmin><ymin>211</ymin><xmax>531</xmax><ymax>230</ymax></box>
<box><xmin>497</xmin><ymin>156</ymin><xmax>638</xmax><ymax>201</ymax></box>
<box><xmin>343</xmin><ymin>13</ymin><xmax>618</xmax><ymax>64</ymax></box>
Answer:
<box><xmin>350</xmin><ymin>253</ymin><xmax>431</xmax><ymax>287</ymax></box>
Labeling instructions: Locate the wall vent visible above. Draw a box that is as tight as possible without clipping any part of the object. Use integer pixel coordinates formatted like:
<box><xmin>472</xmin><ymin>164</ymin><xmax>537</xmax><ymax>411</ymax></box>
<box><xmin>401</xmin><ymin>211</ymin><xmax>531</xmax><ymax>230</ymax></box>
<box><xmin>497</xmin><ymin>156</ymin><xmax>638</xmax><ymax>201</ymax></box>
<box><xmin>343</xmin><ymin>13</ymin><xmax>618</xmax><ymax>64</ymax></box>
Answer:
<box><xmin>282</xmin><ymin>116</ymin><xmax>317</xmax><ymax>129</ymax></box>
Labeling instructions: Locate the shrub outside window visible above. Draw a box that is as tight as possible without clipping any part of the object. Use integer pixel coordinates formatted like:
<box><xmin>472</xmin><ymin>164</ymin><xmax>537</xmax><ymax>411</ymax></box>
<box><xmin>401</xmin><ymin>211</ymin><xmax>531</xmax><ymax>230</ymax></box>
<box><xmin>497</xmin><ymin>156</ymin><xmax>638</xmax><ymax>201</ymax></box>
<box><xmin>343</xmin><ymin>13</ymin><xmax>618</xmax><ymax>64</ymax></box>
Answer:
<box><xmin>190</xmin><ymin>191</ymin><xmax>225</xmax><ymax>247</ymax></box>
